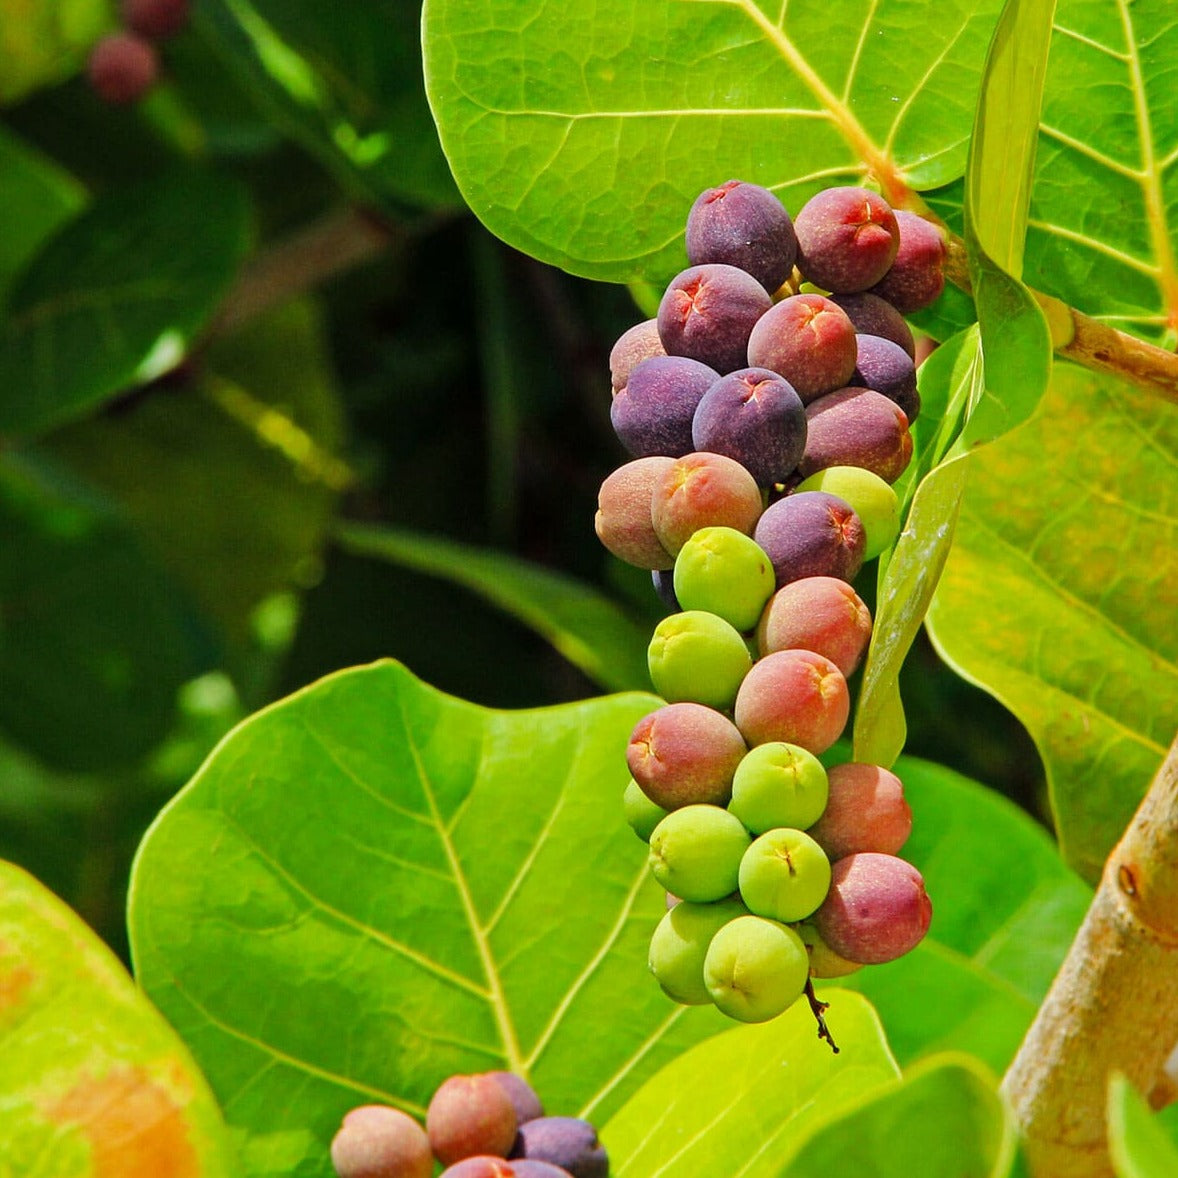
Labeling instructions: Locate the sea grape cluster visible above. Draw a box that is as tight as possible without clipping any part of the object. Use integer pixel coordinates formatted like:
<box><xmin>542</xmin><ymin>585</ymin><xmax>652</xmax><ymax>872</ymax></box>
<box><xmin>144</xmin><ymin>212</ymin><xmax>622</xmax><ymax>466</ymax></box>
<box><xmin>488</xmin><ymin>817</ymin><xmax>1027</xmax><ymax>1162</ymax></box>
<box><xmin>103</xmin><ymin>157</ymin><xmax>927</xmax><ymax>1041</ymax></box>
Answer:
<box><xmin>87</xmin><ymin>0</ymin><xmax>190</xmax><ymax>106</ymax></box>
<box><xmin>330</xmin><ymin>1072</ymin><xmax>608</xmax><ymax>1178</ymax></box>
<box><xmin>598</xmin><ymin>180</ymin><xmax>943</xmax><ymax>1035</ymax></box>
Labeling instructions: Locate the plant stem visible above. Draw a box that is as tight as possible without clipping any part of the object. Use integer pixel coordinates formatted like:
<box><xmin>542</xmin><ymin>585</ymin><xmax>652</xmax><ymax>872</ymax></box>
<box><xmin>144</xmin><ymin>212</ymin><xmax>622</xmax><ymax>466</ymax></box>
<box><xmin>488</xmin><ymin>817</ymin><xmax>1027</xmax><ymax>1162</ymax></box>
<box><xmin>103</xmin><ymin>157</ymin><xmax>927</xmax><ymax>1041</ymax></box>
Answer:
<box><xmin>1001</xmin><ymin>731</ymin><xmax>1178</xmax><ymax>1177</ymax></box>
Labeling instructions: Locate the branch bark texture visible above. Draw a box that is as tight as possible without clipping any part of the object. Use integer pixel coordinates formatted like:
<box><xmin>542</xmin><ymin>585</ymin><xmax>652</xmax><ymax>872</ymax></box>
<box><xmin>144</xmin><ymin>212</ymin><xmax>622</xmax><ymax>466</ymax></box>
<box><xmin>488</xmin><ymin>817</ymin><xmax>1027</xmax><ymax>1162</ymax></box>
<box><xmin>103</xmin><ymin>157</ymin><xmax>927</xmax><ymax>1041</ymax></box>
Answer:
<box><xmin>1001</xmin><ymin>731</ymin><xmax>1178</xmax><ymax>1177</ymax></box>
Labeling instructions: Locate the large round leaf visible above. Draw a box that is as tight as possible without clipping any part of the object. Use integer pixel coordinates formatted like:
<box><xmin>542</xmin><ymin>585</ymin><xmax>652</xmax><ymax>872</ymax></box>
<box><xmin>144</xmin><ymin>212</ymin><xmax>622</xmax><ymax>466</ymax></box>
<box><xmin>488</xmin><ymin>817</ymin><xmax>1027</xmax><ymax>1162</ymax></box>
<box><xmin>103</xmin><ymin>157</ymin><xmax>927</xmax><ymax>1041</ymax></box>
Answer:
<box><xmin>0</xmin><ymin>860</ymin><xmax>234</xmax><ymax>1177</ymax></box>
<box><xmin>129</xmin><ymin>662</ymin><xmax>728</xmax><ymax>1176</ymax></box>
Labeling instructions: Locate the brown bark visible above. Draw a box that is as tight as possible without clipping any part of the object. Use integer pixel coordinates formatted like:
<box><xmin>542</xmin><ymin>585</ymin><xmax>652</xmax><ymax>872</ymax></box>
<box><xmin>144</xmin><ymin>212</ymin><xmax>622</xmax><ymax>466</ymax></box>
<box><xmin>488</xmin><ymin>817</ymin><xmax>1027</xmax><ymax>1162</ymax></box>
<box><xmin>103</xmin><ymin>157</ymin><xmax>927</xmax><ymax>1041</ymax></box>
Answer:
<box><xmin>1001</xmin><ymin>732</ymin><xmax>1178</xmax><ymax>1177</ymax></box>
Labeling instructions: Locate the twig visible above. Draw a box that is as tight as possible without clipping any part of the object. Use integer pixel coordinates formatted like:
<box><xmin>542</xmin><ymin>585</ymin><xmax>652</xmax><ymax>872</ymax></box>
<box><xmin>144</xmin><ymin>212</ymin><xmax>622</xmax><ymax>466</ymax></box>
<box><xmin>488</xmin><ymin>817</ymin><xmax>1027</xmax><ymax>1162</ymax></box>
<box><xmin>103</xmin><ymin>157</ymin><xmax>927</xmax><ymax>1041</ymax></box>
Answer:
<box><xmin>805</xmin><ymin>979</ymin><xmax>840</xmax><ymax>1054</ymax></box>
<box><xmin>1000</xmin><ymin>731</ymin><xmax>1178</xmax><ymax>1177</ymax></box>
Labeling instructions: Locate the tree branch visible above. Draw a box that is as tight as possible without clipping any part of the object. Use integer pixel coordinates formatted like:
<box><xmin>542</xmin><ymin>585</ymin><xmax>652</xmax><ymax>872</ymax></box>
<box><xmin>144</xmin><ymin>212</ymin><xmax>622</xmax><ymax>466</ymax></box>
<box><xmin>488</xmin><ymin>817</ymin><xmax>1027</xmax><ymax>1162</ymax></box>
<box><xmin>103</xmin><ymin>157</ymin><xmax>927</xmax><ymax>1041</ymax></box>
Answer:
<box><xmin>1000</xmin><ymin>731</ymin><xmax>1178</xmax><ymax>1177</ymax></box>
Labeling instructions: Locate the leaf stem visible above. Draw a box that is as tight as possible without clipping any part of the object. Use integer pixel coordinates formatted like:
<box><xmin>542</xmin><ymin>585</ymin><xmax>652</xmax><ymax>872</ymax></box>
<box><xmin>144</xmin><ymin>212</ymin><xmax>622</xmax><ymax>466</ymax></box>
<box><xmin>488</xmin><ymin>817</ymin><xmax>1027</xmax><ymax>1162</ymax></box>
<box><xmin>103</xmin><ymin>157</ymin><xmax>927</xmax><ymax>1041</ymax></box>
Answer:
<box><xmin>1001</xmin><ymin>730</ymin><xmax>1178</xmax><ymax>1177</ymax></box>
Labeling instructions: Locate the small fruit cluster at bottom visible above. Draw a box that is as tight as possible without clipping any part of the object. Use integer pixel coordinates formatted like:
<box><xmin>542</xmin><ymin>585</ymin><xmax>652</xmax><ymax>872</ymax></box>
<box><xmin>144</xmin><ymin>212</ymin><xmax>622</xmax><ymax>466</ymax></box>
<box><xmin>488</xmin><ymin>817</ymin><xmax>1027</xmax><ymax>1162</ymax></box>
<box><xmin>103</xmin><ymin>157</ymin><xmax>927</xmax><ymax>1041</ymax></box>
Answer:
<box><xmin>330</xmin><ymin>1071</ymin><xmax>607</xmax><ymax>1178</ymax></box>
<box><xmin>599</xmin><ymin>179</ymin><xmax>941</xmax><ymax>1041</ymax></box>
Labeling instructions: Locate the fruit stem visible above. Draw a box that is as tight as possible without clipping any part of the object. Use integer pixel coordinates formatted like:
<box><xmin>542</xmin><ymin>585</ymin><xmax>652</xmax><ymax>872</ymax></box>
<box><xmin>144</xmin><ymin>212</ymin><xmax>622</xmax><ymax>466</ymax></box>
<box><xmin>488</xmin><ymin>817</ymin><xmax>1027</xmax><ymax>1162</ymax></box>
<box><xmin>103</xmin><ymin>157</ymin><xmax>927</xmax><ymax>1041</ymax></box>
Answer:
<box><xmin>1000</xmin><ymin>729</ymin><xmax>1178</xmax><ymax>1177</ymax></box>
<box><xmin>804</xmin><ymin>978</ymin><xmax>840</xmax><ymax>1055</ymax></box>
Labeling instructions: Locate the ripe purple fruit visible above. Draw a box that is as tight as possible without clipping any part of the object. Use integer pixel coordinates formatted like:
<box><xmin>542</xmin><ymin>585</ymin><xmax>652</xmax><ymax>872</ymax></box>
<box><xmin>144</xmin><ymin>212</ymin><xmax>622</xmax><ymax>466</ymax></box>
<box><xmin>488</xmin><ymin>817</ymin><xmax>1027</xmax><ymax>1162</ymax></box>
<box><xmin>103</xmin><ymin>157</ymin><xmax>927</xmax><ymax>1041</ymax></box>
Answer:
<box><xmin>87</xmin><ymin>32</ymin><xmax>159</xmax><ymax>105</ymax></box>
<box><xmin>511</xmin><ymin>1117</ymin><xmax>608</xmax><ymax>1178</ymax></box>
<box><xmin>870</xmin><ymin>210</ymin><xmax>946</xmax><ymax>313</ymax></box>
<box><xmin>753</xmin><ymin>491</ymin><xmax>866</xmax><ymax>588</ymax></box>
<box><xmin>658</xmin><ymin>264</ymin><xmax>773</xmax><ymax>373</ymax></box>
<box><xmin>691</xmin><ymin>367</ymin><xmax>807</xmax><ymax>487</ymax></box>
<box><xmin>807</xmin><ymin>763</ymin><xmax>912</xmax><ymax>859</ymax></box>
<box><xmin>610</xmin><ymin>319</ymin><xmax>665</xmax><ymax>394</ymax></box>
<box><xmin>814</xmin><ymin>852</ymin><xmax>932</xmax><ymax>964</ymax></box>
<box><xmin>733</xmin><ymin>649</ymin><xmax>850</xmax><ymax>755</ymax></box>
<box><xmin>756</xmin><ymin>576</ymin><xmax>872</xmax><ymax>678</ymax></box>
<box><xmin>427</xmin><ymin>1074</ymin><xmax>517</xmax><ymax>1167</ymax></box>
<box><xmin>626</xmin><ymin>702</ymin><xmax>747</xmax><ymax>810</ymax></box>
<box><xmin>122</xmin><ymin>0</ymin><xmax>190</xmax><ymax>40</ymax></box>
<box><xmin>793</xmin><ymin>187</ymin><xmax>899</xmax><ymax>293</ymax></box>
<box><xmin>830</xmin><ymin>292</ymin><xmax>915</xmax><ymax>358</ymax></box>
<box><xmin>685</xmin><ymin>180</ymin><xmax>798</xmax><ymax>294</ymax></box>
<box><xmin>800</xmin><ymin>387</ymin><xmax>913</xmax><ymax>484</ymax></box>
<box><xmin>485</xmin><ymin>1072</ymin><xmax>544</xmax><ymax>1128</ymax></box>
<box><xmin>594</xmin><ymin>456</ymin><xmax>675</xmax><ymax>570</ymax></box>
<box><xmin>745</xmin><ymin>294</ymin><xmax>858</xmax><ymax>402</ymax></box>
<box><xmin>850</xmin><ymin>334</ymin><xmax>920</xmax><ymax>422</ymax></box>
<box><xmin>796</xmin><ymin>466</ymin><xmax>900</xmax><ymax>562</ymax></box>
<box><xmin>330</xmin><ymin>1105</ymin><xmax>432</xmax><ymax>1178</ymax></box>
<box><xmin>610</xmin><ymin>355</ymin><xmax>720</xmax><ymax>458</ymax></box>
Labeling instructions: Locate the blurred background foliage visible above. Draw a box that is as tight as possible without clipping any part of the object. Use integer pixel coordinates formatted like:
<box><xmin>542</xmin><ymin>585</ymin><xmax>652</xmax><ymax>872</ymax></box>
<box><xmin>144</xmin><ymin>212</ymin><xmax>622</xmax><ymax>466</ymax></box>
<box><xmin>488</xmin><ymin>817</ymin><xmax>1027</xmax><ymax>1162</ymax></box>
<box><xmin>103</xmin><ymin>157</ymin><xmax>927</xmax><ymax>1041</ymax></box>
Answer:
<box><xmin>0</xmin><ymin>0</ymin><xmax>1044</xmax><ymax>960</ymax></box>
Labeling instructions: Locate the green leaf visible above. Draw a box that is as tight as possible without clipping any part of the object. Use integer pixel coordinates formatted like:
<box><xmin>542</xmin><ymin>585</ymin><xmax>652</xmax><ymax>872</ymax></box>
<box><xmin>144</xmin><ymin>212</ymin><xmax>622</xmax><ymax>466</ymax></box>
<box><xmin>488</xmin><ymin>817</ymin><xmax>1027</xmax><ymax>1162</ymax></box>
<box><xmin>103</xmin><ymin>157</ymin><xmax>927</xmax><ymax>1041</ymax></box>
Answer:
<box><xmin>1109</xmin><ymin>1073</ymin><xmax>1178</xmax><ymax>1178</ymax></box>
<box><xmin>48</xmin><ymin>298</ymin><xmax>348</xmax><ymax>647</ymax></box>
<box><xmin>840</xmin><ymin>755</ymin><xmax>1089</xmax><ymax>1070</ymax></box>
<box><xmin>0</xmin><ymin>860</ymin><xmax>235</xmax><ymax>1176</ymax></box>
<box><xmin>0</xmin><ymin>170</ymin><xmax>251</xmax><ymax>437</ymax></box>
<box><xmin>602</xmin><ymin>991</ymin><xmax>900</xmax><ymax>1177</ymax></box>
<box><xmin>775</xmin><ymin>1054</ymin><xmax>1015</xmax><ymax>1178</ymax></box>
<box><xmin>0</xmin><ymin>453</ymin><xmax>215</xmax><ymax>770</ymax></box>
<box><xmin>129</xmin><ymin>662</ymin><xmax>728</xmax><ymax>1176</ymax></box>
<box><xmin>926</xmin><ymin>363</ymin><xmax>1178</xmax><ymax>882</ymax></box>
<box><xmin>336</xmin><ymin>522</ymin><xmax>651</xmax><ymax>693</ymax></box>
<box><xmin>1026</xmin><ymin>5</ymin><xmax>1178</xmax><ymax>343</ymax></box>
<box><xmin>0</xmin><ymin>0</ymin><xmax>110</xmax><ymax>106</ymax></box>
<box><xmin>0</xmin><ymin>126</ymin><xmax>85</xmax><ymax>297</ymax></box>
<box><xmin>199</xmin><ymin>0</ymin><xmax>458</xmax><ymax>210</ymax></box>
<box><xmin>422</xmin><ymin>0</ymin><xmax>1005</xmax><ymax>281</ymax></box>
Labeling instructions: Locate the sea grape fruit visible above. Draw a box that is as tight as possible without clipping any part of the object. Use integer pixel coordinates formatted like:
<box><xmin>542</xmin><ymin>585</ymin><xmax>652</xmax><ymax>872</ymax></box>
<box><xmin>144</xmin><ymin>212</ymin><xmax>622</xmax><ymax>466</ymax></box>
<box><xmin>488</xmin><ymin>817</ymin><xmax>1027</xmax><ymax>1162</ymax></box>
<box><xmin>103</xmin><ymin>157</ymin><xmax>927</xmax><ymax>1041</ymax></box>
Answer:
<box><xmin>427</xmin><ymin>1074</ymin><xmax>517</xmax><ymax>1166</ymax></box>
<box><xmin>623</xmin><ymin>777</ymin><xmax>669</xmax><ymax>842</ymax></box>
<box><xmin>485</xmin><ymin>1073</ymin><xmax>544</xmax><ymax>1128</ymax></box>
<box><xmin>691</xmin><ymin>368</ymin><xmax>807</xmax><ymax>487</ymax></box>
<box><xmin>870</xmin><ymin>210</ymin><xmax>946</xmax><ymax>313</ymax></box>
<box><xmin>734</xmin><ymin>649</ymin><xmax>849</xmax><ymax>755</ymax></box>
<box><xmin>626</xmin><ymin>702</ymin><xmax>747</xmax><ymax>810</ymax></box>
<box><xmin>830</xmin><ymin>293</ymin><xmax>915</xmax><ymax>358</ymax></box>
<box><xmin>799</xmin><ymin>387</ymin><xmax>913</xmax><ymax>484</ymax></box>
<box><xmin>647</xmin><ymin>610</ymin><xmax>753</xmax><ymax>711</ymax></box>
<box><xmin>849</xmin><ymin>334</ymin><xmax>920</xmax><ymax>422</ymax></box>
<box><xmin>650</xmin><ymin>450</ymin><xmax>763</xmax><ymax>557</ymax></box>
<box><xmin>512</xmin><ymin>1118</ymin><xmax>608</xmax><ymax>1178</ymax></box>
<box><xmin>756</xmin><ymin>576</ymin><xmax>872</xmax><ymax>678</ymax></box>
<box><xmin>738</xmin><ymin>828</ymin><xmax>832</xmax><ymax>923</ymax></box>
<box><xmin>87</xmin><ymin>32</ymin><xmax>159</xmax><ymax>104</ymax></box>
<box><xmin>122</xmin><ymin>0</ymin><xmax>189</xmax><ymax>39</ymax></box>
<box><xmin>610</xmin><ymin>319</ymin><xmax>665</xmax><ymax>393</ymax></box>
<box><xmin>648</xmin><ymin>895</ymin><xmax>748</xmax><ymax>1004</ymax></box>
<box><xmin>658</xmin><ymin>264</ymin><xmax>773</xmax><ymax>373</ymax></box>
<box><xmin>703</xmin><ymin>915</ymin><xmax>809</xmax><ymax>1022</ymax></box>
<box><xmin>793</xmin><ymin>187</ymin><xmax>899</xmax><ymax>293</ymax></box>
<box><xmin>796</xmin><ymin>466</ymin><xmax>900</xmax><ymax>561</ymax></box>
<box><xmin>794</xmin><ymin>920</ymin><xmax>863</xmax><ymax>979</ymax></box>
<box><xmin>728</xmin><ymin>741</ymin><xmax>829</xmax><ymax>833</ymax></box>
<box><xmin>594</xmin><ymin>456</ymin><xmax>675</xmax><ymax>570</ymax></box>
<box><xmin>808</xmin><ymin>763</ymin><xmax>912</xmax><ymax>859</ymax></box>
<box><xmin>685</xmin><ymin>180</ymin><xmax>798</xmax><ymax>293</ymax></box>
<box><xmin>745</xmin><ymin>294</ymin><xmax>857</xmax><ymax>402</ymax></box>
<box><xmin>440</xmin><ymin>1161</ymin><xmax>571</xmax><ymax>1177</ymax></box>
<box><xmin>610</xmin><ymin>355</ymin><xmax>720</xmax><ymax>458</ymax></box>
<box><xmin>753</xmin><ymin>491</ymin><xmax>865</xmax><ymax>587</ymax></box>
<box><xmin>648</xmin><ymin>804</ymin><xmax>751</xmax><ymax>902</ymax></box>
<box><xmin>673</xmin><ymin>526</ymin><xmax>775</xmax><ymax>632</ymax></box>
<box><xmin>330</xmin><ymin>1105</ymin><xmax>433</xmax><ymax>1178</ymax></box>
<box><xmin>814</xmin><ymin>852</ymin><xmax>932</xmax><ymax>964</ymax></box>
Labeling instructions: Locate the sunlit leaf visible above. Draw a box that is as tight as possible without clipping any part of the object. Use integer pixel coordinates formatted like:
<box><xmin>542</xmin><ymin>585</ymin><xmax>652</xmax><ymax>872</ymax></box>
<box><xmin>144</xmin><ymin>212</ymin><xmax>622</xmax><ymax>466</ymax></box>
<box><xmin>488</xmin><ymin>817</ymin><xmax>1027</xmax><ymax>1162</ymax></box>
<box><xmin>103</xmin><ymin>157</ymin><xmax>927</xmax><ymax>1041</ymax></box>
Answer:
<box><xmin>0</xmin><ymin>860</ymin><xmax>234</xmax><ymax>1176</ymax></box>
<box><xmin>927</xmin><ymin>363</ymin><xmax>1178</xmax><ymax>882</ymax></box>
<box><xmin>130</xmin><ymin>662</ymin><xmax>729</xmax><ymax>1176</ymax></box>
<box><xmin>0</xmin><ymin>0</ymin><xmax>109</xmax><ymax>106</ymax></box>
<box><xmin>422</xmin><ymin>0</ymin><xmax>1005</xmax><ymax>281</ymax></box>
<box><xmin>1109</xmin><ymin>1073</ymin><xmax>1178</xmax><ymax>1178</ymax></box>
<box><xmin>336</xmin><ymin>523</ymin><xmax>651</xmax><ymax>693</ymax></box>
<box><xmin>603</xmin><ymin>992</ymin><xmax>899</xmax><ymax>1177</ymax></box>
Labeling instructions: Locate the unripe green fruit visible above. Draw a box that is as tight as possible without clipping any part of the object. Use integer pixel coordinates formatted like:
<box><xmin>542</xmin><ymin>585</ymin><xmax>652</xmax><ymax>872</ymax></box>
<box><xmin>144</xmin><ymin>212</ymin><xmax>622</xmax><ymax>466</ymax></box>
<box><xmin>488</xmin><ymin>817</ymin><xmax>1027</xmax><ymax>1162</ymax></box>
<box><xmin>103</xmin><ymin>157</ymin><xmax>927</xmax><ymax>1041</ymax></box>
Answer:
<box><xmin>647</xmin><ymin>610</ymin><xmax>753</xmax><ymax>709</ymax></box>
<box><xmin>793</xmin><ymin>920</ymin><xmax>863</xmax><ymax>979</ymax></box>
<box><xmin>728</xmin><ymin>742</ymin><xmax>828</xmax><ymax>834</ymax></box>
<box><xmin>648</xmin><ymin>804</ymin><xmax>750</xmax><ymax>902</ymax></box>
<box><xmin>623</xmin><ymin>777</ymin><xmax>669</xmax><ymax>842</ymax></box>
<box><xmin>703</xmin><ymin>915</ymin><xmax>809</xmax><ymax>1022</ymax></box>
<box><xmin>673</xmin><ymin>526</ymin><xmax>775</xmax><ymax>632</ymax></box>
<box><xmin>738</xmin><ymin>828</ymin><xmax>832</xmax><ymax>922</ymax></box>
<box><xmin>648</xmin><ymin>896</ymin><xmax>748</xmax><ymax>1004</ymax></box>
<box><xmin>796</xmin><ymin>466</ymin><xmax>899</xmax><ymax>561</ymax></box>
